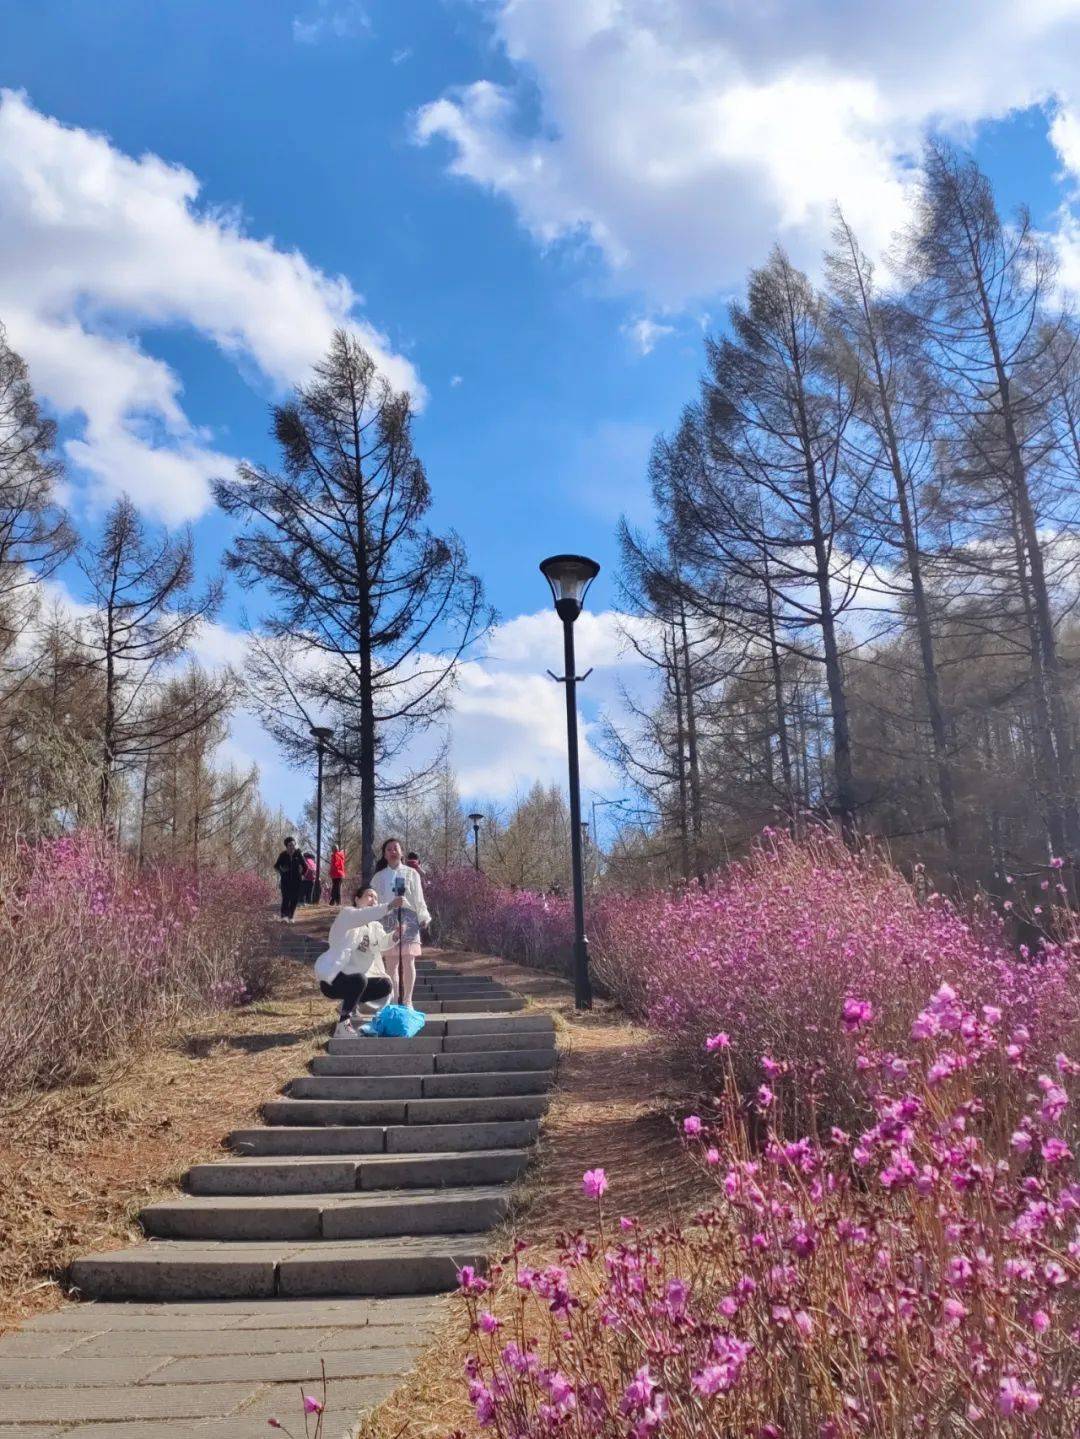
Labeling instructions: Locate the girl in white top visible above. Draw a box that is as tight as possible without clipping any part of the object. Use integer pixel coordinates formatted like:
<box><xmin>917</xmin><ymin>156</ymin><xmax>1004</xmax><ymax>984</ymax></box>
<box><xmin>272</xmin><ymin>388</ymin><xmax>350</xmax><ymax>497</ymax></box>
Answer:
<box><xmin>313</xmin><ymin>888</ymin><xmax>402</xmax><ymax>1035</ymax></box>
<box><xmin>370</xmin><ymin>837</ymin><xmax>431</xmax><ymax>1009</ymax></box>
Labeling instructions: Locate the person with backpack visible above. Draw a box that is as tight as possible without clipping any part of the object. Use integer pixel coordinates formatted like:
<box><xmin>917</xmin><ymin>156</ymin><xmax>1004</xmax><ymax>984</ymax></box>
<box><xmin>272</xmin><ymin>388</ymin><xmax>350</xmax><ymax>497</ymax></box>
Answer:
<box><xmin>273</xmin><ymin>837</ymin><xmax>305</xmax><ymax>923</ymax></box>
<box><xmin>301</xmin><ymin>852</ymin><xmax>317</xmax><ymax>904</ymax></box>
<box><xmin>329</xmin><ymin>845</ymin><xmax>346</xmax><ymax>905</ymax></box>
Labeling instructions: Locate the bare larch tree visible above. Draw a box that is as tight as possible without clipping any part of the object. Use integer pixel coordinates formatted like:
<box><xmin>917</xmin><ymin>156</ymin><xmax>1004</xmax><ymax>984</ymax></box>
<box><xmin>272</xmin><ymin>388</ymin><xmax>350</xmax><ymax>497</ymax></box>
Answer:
<box><xmin>215</xmin><ymin>331</ymin><xmax>492</xmax><ymax>881</ymax></box>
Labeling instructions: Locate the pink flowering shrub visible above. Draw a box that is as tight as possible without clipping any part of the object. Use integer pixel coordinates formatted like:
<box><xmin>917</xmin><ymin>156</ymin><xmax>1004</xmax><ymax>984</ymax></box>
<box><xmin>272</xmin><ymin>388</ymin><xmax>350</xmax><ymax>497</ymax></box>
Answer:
<box><xmin>453</xmin><ymin>989</ymin><xmax>1079</xmax><ymax>1437</ymax></box>
<box><xmin>0</xmin><ymin>829</ymin><xmax>275</xmax><ymax>1097</ymax></box>
<box><xmin>428</xmin><ymin>867</ymin><xmax>574</xmax><ymax>979</ymax></box>
<box><xmin>435</xmin><ymin>831</ymin><xmax>1080</xmax><ymax>1133</ymax></box>
<box><xmin>590</xmin><ymin>831</ymin><xmax>1080</xmax><ymax>1130</ymax></box>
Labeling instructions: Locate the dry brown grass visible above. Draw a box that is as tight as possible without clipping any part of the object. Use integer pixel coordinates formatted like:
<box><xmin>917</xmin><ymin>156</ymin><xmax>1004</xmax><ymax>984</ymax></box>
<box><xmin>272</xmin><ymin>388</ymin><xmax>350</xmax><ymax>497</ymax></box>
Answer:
<box><xmin>357</xmin><ymin>948</ymin><xmax>713</xmax><ymax>1439</ymax></box>
<box><xmin>0</xmin><ymin>919</ymin><xmax>330</xmax><ymax>1330</ymax></box>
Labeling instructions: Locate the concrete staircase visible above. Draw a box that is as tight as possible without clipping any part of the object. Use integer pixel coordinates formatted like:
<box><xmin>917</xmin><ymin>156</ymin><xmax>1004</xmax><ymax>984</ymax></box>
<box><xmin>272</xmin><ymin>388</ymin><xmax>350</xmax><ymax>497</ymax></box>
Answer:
<box><xmin>71</xmin><ymin>959</ymin><xmax>556</xmax><ymax>1304</ymax></box>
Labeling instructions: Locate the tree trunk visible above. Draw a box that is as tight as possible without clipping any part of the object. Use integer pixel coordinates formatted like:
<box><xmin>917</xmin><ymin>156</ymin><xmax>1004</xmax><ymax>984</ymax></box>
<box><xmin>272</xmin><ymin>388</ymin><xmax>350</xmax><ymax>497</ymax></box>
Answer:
<box><xmin>792</xmin><ymin>375</ymin><xmax>856</xmax><ymax>829</ymax></box>
<box><xmin>668</xmin><ymin>625</ymin><xmax>692</xmax><ymax>881</ymax></box>
<box><xmin>678</xmin><ymin>606</ymin><xmax>705</xmax><ymax>878</ymax></box>
<box><xmin>972</xmin><ymin>254</ymin><xmax>1079</xmax><ymax>849</ymax></box>
<box><xmin>763</xmin><ymin>555</ymin><xmax>796</xmax><ymax>824</ymax></box>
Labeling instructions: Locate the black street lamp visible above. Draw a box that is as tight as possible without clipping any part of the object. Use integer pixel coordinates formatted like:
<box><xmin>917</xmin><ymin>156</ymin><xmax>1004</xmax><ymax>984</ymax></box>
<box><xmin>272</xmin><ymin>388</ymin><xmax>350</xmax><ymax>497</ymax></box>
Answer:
<box><xmin>310</xmin><ymin>725</ymin><xmax>334</xmax><ymax>896</ymax></box>
<box><xmin>540</xmin><ymin>553</ymin><xmax>600</xmax><ymax>1010</ymax></box>
<box><xmin>468</xmin><ymin>812</ymin><xmax>484</xmax><ymax>872</ymax></box>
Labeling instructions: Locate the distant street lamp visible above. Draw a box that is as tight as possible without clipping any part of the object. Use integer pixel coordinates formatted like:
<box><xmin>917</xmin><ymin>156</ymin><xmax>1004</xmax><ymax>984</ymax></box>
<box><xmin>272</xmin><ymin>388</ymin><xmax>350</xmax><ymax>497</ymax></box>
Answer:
<box><xmin>310</xmin><ymin>725</ymin><xmax>334</xmax><ymax>896</ymax></box>
<box><xmin>540</xmin><ymin>553</ymin><xmax>600</xmax><ymax>1010</ymax></box>
<box><xmin>468</xmin><ymin>812</ymin><xmax>484</xmax><ymax>872</ymax></box>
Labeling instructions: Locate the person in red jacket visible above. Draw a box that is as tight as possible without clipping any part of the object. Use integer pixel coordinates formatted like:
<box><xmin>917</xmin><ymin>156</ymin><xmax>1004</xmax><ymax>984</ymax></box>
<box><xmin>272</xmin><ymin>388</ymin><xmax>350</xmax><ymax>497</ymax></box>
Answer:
<box><xmin>328</xmin><ymin>845</ymin><xmax>346</xmax><ymax>906</ymax></box>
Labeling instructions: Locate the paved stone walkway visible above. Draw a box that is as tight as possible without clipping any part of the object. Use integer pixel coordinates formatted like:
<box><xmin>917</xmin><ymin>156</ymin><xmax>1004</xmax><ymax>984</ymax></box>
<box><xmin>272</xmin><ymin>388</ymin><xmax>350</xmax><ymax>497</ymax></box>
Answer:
<box><xmin>0</xmin><ymin>956</ymin><xmax>555</xmax><ymax>1437</ymax></box>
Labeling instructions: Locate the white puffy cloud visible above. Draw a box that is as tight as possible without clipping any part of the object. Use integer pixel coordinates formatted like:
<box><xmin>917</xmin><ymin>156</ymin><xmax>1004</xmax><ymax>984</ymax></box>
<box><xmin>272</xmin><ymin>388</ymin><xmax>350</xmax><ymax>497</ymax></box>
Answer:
<box><xmin>0</xmin><ymin>91</ymin><xmax>420</xmax><ymax>522</ymax></box>
<box><xmin>415</xmin><ymin>0</ymin><xmax>1080</xmax><ymax>306</ymax></box>
<box><xmin>293</xmin><ymin>1</ymin><xmax>370</xmax><ymax>45</ymax></box>
<box><xmin>447</xmin><ymin>607</ymin><xmax>659</xmax><ymax>799</ymax></box>
<box><xmin>623</xmin><ymin>317</ymin><xmax>674</xmax><ymax>355</ymax></box>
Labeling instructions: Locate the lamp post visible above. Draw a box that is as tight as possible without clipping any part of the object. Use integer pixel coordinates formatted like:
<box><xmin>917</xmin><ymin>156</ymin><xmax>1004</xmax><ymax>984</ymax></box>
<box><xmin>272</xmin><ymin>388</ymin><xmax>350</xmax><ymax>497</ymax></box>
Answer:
<box><xmin>310</xmin><ymin>725</ymin><xmax>334</xmax><ymax>897</ymax></box>
<box><xmin>468</xmin><ymin>812</ymin><xmax>484</xmax><ymax>872</ymax></box>
<box><xmin>540</xmin><ymin>553</ymin><xmax>600</xmax><ymax>1010</ymax></box>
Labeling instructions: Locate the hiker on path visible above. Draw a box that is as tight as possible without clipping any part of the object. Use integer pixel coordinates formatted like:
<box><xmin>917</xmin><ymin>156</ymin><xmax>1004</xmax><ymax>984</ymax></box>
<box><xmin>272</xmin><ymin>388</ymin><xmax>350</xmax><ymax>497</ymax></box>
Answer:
<box><xmin>405</xmin><ymin>851</ymin><xmax>424</xmax><ymax>876</ymax></box>
<box><xmin>301</xmin><ymin>852</ymin><xmax>317</xmax><ymax>905</ymax></box>
<box><xmin>329</xmin><ymin>845</ymin><xmax>346</xmax><ymax>905</ymax></box>
<box><xmin>314</xmin><ymin>886</ymin><xmax>402</xmax><ymax>1035</ymax></box>
<box><xmin>273</xmin><ymin>836</ymin><xmax>305</xmax><ymax>923</ymax></box>
<box><xmin>371</xmin><ymin>837</ymin><xmax>430</xmax><ymax>1010</ymax></box>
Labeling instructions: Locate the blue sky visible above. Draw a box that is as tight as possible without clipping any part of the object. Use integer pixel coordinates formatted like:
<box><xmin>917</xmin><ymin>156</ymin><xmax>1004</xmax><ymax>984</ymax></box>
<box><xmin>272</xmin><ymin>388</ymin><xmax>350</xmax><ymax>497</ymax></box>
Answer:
<box><xmin>3</xmin><ymin>0</ymin><xmax>1080</xmax><ymax>836</ymax></box>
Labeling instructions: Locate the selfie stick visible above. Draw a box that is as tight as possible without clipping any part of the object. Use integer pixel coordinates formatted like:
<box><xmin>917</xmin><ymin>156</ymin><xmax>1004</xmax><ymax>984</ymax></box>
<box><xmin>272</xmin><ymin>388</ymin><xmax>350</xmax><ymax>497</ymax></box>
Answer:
<box><xmin>394</xmin><ymin>875</ymin><xmax>406</xmax><ymax>1000</ymax></box>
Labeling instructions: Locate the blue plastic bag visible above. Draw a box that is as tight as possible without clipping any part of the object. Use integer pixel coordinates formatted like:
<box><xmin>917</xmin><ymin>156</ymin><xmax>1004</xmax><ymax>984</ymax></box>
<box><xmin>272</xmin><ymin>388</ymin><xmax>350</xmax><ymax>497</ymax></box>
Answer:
<box><xmin>362</xmin><ymin>1004</ymin><xmax>426</xmax><ymax>1039</ymax></box>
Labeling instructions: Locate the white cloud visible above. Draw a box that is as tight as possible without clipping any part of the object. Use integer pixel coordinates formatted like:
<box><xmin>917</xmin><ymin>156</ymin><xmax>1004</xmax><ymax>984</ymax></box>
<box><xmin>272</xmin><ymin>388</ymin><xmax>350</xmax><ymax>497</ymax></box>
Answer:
<box><xmin>450</xmin><ymin>373</ymin><xmax>464</xmax><ymax>387</ymax></box>
<box><xmin>449</xmin><ymin>607</ymin><xmax>659</xmax><ymax>798</ymax></box>
<box><xmin>0</xmin><ymin>91</ymin><xmax>420</xmax><ymax>522</ymax></box>
<box><xmin>392</xmin><ymin>48</ymin><xmax>413</xmax><ymax>66</ymax></box>
<box><xmin>293</xmin><ymin>1</ymin><xmax>370</xmax><ymax>45</ymax></box>
<box><xmin>414</xmin><ymin>1</ymin><xmax>1080</xmax><ymax>307</ymax></box>
<box><xmin>623</xmin><ymin>317</ymin><xmax>674</xmax><ymax>355</ymax></box>
<box><xmin>34</xmin><ymin>568</ymin><xmax>658</xmax><ymax>811</ymax></box>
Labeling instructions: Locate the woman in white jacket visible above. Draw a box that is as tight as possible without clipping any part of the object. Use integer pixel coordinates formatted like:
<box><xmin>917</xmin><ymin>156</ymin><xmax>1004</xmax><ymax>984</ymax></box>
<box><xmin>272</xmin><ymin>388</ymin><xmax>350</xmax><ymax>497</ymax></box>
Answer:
<box><xmin>370</xmin><ymin>837</ymin><xmax>430</xmax><ymax>1009</ymax></box>
<box><xmin>314</xmin><ymin>889</ymin><xmax>401</xmax><ymax>1036</ymax></box>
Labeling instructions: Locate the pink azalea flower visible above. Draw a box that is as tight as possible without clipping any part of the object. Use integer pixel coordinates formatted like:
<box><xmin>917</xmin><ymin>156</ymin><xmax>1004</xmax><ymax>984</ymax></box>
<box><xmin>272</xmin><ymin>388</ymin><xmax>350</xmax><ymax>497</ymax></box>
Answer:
<box><xmin>582</xmin><ymin>1168</ymin><xmax>608</xmax><ymax>1199</ymax></box>
<box><xmin>998</xmin><ymin>1376</ymin><xmax>1041</xmax><ymax>1416</ymax></box>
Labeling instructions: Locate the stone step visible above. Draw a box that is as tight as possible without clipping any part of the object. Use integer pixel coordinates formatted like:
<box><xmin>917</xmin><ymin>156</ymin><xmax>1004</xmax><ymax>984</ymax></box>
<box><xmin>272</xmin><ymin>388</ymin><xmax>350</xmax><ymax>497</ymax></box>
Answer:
<box><xmin>72</xmin><ymin>1234</ymin><xmax>490</xmax><ymax>1302</ymax></box>
<box><xmin>443</xmin><ymin>1031</ymin><xmax>555</xmax><ymax>1052</ymax></box>
<box><xmin>411</xmin><ymin>992</ymin><xmax>511</xmax><ymax>1003</ymax></box>
<box><xmin>189</xmin><ymin>1148</ymin><xmax>531</xmax><ymax>1195</ymax></box>
<box><xmin>437</xmin><ymin>1048</ymin><xmax>556</xmax><ymax>1073</ymax></box>
<box><xmin>444</xmin><ymin>996</ymin><xmax>524</xmax><ymax>1012</ymax></box>
<box><xmin>322</xmin><ymin>1028</ymin><xmax>556</xmax><ymax>1057</ymax></box>
<box><xmin>262</xmin><ymin>1094</ymin><xmax>549</xmax><ymax>1126</ymax></box>
<box><xmin>229</xmin><ymin>1119</ymin><xmax>539</xmax><ymax>1157</ymax></box>
<box><xmin>346</xmin><ymin>1012</ymin><xmax>552</xmax><ymax>1037</ymax></box>
<box><xmin>310</xmin><ymin>1047</ymin><xmax>556</xmax><ymax>1076</ymax></box>
<box><xmin>414</xmin><ymin>978</ymin><xmax>503</xmax><ymax>990</ymax></box>
<box><xmin>326</xmin><ymin>1014</ymin><xmax>553</xmax><ymax>1054</ymax></box>
<box><xmin>414</xmin><ymin>996</ymin><xmax>525</xmax><ymax>1013</ymax></box>
<box><xmin>142</xmin><ymin>1186</ymin><xmax>509</xmax><ymax>1241</ymax></box>
<box><xmin>288</xmin><ymin>1071</ymin><xmax>552</xmax><ymax>1101</ymax></box>
<box><xmin>412</xmin><ymin>983</ymin><xmax>505</xmax><ymax>995</ymax></box>
<box><xmin>411</xmin><ymin>991</ymin><xmax>515</xmax><ymax>1003</ymax></box>
<box><xmin>413</xmin><ymin>973</ymin><xmax>500</xmax><ymax>984</ymax></box>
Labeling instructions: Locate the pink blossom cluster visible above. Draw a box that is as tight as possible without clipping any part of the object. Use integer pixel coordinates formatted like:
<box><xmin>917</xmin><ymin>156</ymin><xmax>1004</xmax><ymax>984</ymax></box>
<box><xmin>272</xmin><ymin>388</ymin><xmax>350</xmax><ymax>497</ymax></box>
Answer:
<box><xmin>451</xmin><ymin>984</ymin><xmax>1079</xmax><ymax>1437</ymax></box>
<box><xmin>427</xmin><ymin>867</ymin><xmax>574</xmax><ymax>979</ymax></box>
<box><xmin>0</xmin><ymin>829</ymin><xmax>275</xmax><ymax>1097</ymax></box>
<box><xmin>434</xmin><ymin>831</ymin><xmax>1080</xmax><ymax>1134</ymax></box>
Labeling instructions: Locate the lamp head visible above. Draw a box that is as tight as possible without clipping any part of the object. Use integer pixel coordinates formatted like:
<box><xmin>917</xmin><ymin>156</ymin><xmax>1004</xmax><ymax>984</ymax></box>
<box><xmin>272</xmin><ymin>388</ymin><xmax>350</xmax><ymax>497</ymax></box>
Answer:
<box><xmin>540</xmin><ymin>554</ymin><xmax>600</xmax><ymax>623</ymax></box>
<box><xmin>310</xmin><ymin>725</ymin><xmax>334</xmax><ymax>745</ymax></box>
<box><xmin>467</xmin><ymin>812</ymin><xmax>484</xmax><ymax>826</ymax></box>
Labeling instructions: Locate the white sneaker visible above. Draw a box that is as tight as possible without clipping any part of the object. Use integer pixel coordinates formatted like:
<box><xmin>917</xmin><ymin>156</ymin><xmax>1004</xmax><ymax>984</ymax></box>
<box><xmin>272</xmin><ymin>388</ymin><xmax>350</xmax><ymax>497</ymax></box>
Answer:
<box><xmin>334</xmin><ymin>1018</ymin><xmax>358</xmax><ymax>1038</ymax></box>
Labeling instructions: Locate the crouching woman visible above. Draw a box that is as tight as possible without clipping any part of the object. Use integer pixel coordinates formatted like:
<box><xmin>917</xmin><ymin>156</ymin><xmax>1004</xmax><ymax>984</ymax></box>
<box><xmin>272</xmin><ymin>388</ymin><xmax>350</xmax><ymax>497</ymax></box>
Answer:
<box><xmin>313</xmin><ymin>888</ymin><xmax>402</xmax><ymax>1037</ymax></box>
